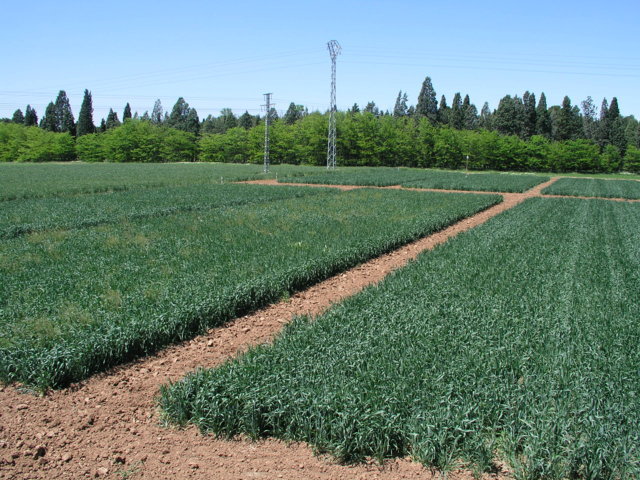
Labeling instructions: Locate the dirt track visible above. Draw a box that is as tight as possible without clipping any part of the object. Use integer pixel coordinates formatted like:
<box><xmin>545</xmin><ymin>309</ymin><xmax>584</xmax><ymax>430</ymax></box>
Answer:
<box><xmin>1</xmin><ymin>176</ymin><xmax>627</xmax><ymax>480</ymax></box>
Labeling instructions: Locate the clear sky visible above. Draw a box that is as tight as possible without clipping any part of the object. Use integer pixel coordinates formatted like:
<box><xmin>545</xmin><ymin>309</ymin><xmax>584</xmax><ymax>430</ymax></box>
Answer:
<box><xmin>1</xmin><ymin>0</ymin><xmax>639</xmax><ymax>123</ymax></box>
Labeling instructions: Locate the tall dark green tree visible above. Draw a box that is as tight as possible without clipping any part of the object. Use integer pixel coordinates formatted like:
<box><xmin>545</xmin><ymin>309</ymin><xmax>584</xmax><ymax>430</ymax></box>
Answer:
<box><xmin>415</xmin><ymin>76</ymin><xmax>438</xmax><ymax>123</ymax></box>
<box><xmin>522</xmin><ymin>91</ymin><xmax>537</xmax><ymax>139</ymax></box>
<box><xmin>554</xmin><ymin>96</ymin><xmax>582</xmax><ymax>141</ymax></box>
<box><xmin>606</xmin><ymin>97</ymin><xmax>627</xmax><ymax>154</ymax></box>
<box><xmin>123</xmin><ymin>103</ymin><xmax>132</xmax><ymax>121</ymax></box>
<box><xmin>40</xmin><ymin>102</ymin><xmax>58</xmax><ymax>131</ymax></box>
<box><xmin>54</xmin><ymin>90</ymin><xmax>75</xmax><ymax>135</ymax></box>
<box><xmin>238</xmin><ymin>111</ymin><xmax>254</xmax><ymax>129</ymax></box>
<box><xmin>393</xmin><ymin>91</ymin><xmax>408</xmax><ymax>117</ymax></box>
<box><xmin>151</xmin><ymin>99</ymin><xmax>164</xmax><ymax>124</ymax></box>
<box><xmin>76</xmin><ymin>89</ymin><xmax>95</xmax><ymax>136</ymax></box>
<box><xmin>450</xmin><ymin>92</ymin><xmax>464</xmax><ymax>129</ymax></box>
<box><xmin>167</xmin><ymin>97</ymin><xmax>191</xmax><ymax>131</ymax></box>
<box><xmin>105</xmin><ymin>109</ymin><xmax>121</xmax><ymax>130</ymax></box>
<box><xmin>284</xmin><ymin>102</ymin><xmax>305</xmax><ymax>124</ymax></box>
<box><xmin>437</xmin><ymin>95</ymin><xmax>450</xmax><ymax>125</ymax></box>
<box><xmin>12</xmin><ymin>109</ymin><xmax>24</xmax><ymax>124</ymax></box>
<box><xmin>24</xmin><ymin>105</ymin><xmax>38</xmax><ymax>126</ymax></box>
<box><xmin>363</xmin><ymin>101</ymin><xmax>379</xmax><ymax>115</ymax></box>
<box><xmin>185</xmin><ymin>108</ymin><xmax>200</xmax><ymax>136</ymax></box>
<box><xmin>478</xmin><ymin>102</ymin><xmax>492</xmax><ymax>130</ymax></box>
<box><xmin>494</xmin><ymin>95</ymin><xmax>520</xmax><ymax>136</ymax></box>
<box><xmin>580</xmin><ymin>96</ymin><xmax>598</xmax><ymax>140</ymax></box>
<box><xmin>462</xmin><ymin>94</ymin><xmax>477</xmax><ymax>130</ymax></box>
<box><xmin>535</xmin><ymin>93</ymin><xmax>552</xmax><ymax>138</ymax></box>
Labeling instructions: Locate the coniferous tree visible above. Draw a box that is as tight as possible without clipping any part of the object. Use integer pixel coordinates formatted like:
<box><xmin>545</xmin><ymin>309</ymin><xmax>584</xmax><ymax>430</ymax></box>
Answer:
<box><xmin>185</xmin><ymin>108</ymin><xmax>200</xmax><ymax>136</ymax></box>
<box><xmin>363</xmin><ymin>101</ymin><xmax>379</xmax><ymax>116</ymax></box>
<box><xmin>535</xmin><ymin>93</ymin><xmax>552</xmax><ymax>138</ymax></box>
<box><xmin>238</xmin><ymin>111</ymin><xmax>254</xmax><ymax>129</ymax></box>
<box><xmin>494</xmin><ymin>95</ymin><xmax>520</xmax><ymax>136</ymax></box>
<box><xmin>105</xmin><ymin>109</ymin><xmax>121</xmax><ymax>130</ymax></box>
<box><xmin>99</xmin><ymin>118</ymin><xmax>107</xmax><ymax>133</ymax></box>
<box><xmin>24</xmin><ymin>105</ymin><xmax>38</xmax><ymax>126</ymax></box>
<box><xmin>607</xmin><ymin>97</ymin><xmax>627</xmax><ymax>154</ymax></box>
<box><xmin>478</xmin><ymin>102</ymin><xmax>492</xmax><ymax>130</ymax></box>
<box><xmin>12</xmin><ymin>109</ymin><xmax>24</xmax><ymax>124</ymax></box>
<box><xmin>123</xmin><ymin>103</ymin><xmax>132</xmax><ymax>121</ymax></box>
<box><xmin>462</xmin><ymin>94</ymin><xmax>478</xmax><ymax>130</ymax></box>
<box><xmin>393</xmin><ymin>91</ymin><xmax>408</xmax><ymax>117</ymax></box>
<box><xmin>167</xmin><ymin>97</ymin><xmax>191</xmax><ymax>131</ymax></box>
<box><xmin>76</xmin><ymin>89</ymin><xmax>95</xmax><ymax>136</ymax></box>
<box><xmin>450</xmin><ymin>92</ymin><xmax>464</xmax><ymax>129</ymax></box>
<box><xmin>522</xmin><ymin>91</ymin><xmax>537</xmax><ymax>139</ymax></box>
<box><xmin>268</xmin><ymin>107</ymin><xmax>279</xmax><ymax>122</ymax></box>
<box><xmin>54</xmin><ymin>90</ymin><xmax>75</xmax><ymax>135</ymax></box>
<box><xmin>581</xmin><ymin>96</ymin><xmax>598</xmax><ymax>140</ymax></box>
<box><xmin>349</xmin><ymin>103</ymin><xmax>360</xmax><ymax>114</ymax></box>
<box><xmin>554</xmin><ymin>96</ymin><xmax>582</xmax><ymax>141</ymax></box>
<box><xmin>437</xmin><ymin>95</ymin><xmax>450</xmax><ymax>125</ymax></box>
<box><xmin>151</xmin><ymin>100</ymin><xmax>164</xmax><ymax>124</ymax></box>
<box><xmin>284</xmin><ymin>102</ymin><xmax>305</xmax><ymax>124</ymax></box>
<box><xmin>415</xmin><ymin>76</ymin><xmax>438</xmax><ymax>123</ymax></box>
<box><xmin>40</xmin><ymin>102</ymin><xmax>58</xmax><ymax>131</ymax></box>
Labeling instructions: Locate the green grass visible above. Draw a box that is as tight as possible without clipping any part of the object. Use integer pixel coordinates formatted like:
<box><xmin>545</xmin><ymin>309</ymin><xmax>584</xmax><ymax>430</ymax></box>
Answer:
<box><xmin>161</xmin><ymin>198</ymin><xmax>640</xmax><ymax>480</ymax></box>
<box><xmin>0</xmin><ymin>162</ymin><xmax>319</xmax><ymax>201</ymax></box>
<box><xmin>0</xmin><ymin>183</ymin><xmax>332</xmax><ymax>239</ymax></box>
<box><xmin>281</xmin><ymin>167</ymin><xmax>548</xmax><ymax>192</ymax></box>
<box><xmin>0</xmin><ymin>188</ymin><xmax>499</xmax><ymax>389</ymax></box>
<box><xmin>542</xmin><ymin>177</ymin><xmax>640</xmax><ymax>199</ymax></box>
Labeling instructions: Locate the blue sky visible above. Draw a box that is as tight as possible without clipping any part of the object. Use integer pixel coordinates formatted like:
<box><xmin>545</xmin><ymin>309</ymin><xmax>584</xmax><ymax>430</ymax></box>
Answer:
<box><xmin>1</xmin><ymin>0</ymin><xmax>639</xmax><ymax>122</ymax></box>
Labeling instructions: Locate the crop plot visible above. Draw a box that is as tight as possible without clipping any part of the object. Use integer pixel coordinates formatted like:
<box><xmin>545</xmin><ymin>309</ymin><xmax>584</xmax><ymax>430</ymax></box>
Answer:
<box><xmin>542</xmin><ymin>176</ymin><xmax>640</xmax><ymax>199</ymax></box>
<box><xmin>161</xmin><ymin>198</ymin><xmax>640</xmax><ymax>479</ymax></box>
<box><xmin>0</xmin><ymin>162</ymin><xmax>318</xmax><ymax>201</ymax></box>
<box><xmin>0</xmin><ymin>188</ymin><xmax>498</xmax><ymax>388</ymax></box>
<box><xmin>0</xmin><ymin>183</ymin><xmax>332</xmax><ymax>239</ymax></box>
<box><xmin>281</xmin><ymin>167</ymin><xmax>548</xmax><ymax>192</ymax></box>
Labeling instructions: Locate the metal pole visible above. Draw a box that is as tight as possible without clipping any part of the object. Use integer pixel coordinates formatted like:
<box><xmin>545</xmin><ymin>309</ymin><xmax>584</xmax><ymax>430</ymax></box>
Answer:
<box><xmin>262</xmin><ymin>93</ymin><xmax>273</xmax><ymax>174</ymax></box>
<box><xmin>326</xmin><ymin>40</ymin><xmax>341</xmax><ymax>169</ymax></box>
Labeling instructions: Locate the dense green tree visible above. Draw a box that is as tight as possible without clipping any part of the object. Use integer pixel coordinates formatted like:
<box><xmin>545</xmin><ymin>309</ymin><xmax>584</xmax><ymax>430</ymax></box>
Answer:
<box><xmin>580</xmin><ymin>96</ymin><xmax>598</xmax><ymax>140</ymax></box>
<box><xmin>363</xmin><ymin>101</ymin><xmax>379</xmax><ymax>116</ymax></box>
<box><xmin>105</xmin><ymin>109</ymin><xmax>121</xmax><ymax>130</ymax></box>
<box><xmin>40</xmin><ymin>102</ymin><xmax>58</xmax><ymax>132</ymax></box>
<box><xmin>477</xmin><ymin>102</ymin><xmax>492</xmax><ymax>130</ymax></box>
<box><xmin>606</xmin><ymin>97</ymin><xmax>627</xmax><ymax>154</ymax></box>
<box><xmin>238</xmin><ymin>111</ymin><xmax>254</xmax><ymax>130</ymax></box>
<box><xmin>54</xmin><ymin>90</ymin><xmax>75</xmax><ymax>135</ymax></box>
<box><xmin>437</xmin><ymin>95</ymin><xmax>449</xmax><ymax>125</ymax></box>
<box><xmin>76</xmin><ymin>89</ymin><xmax>95</xmax><ymax>136</ymax></box>
<box><xmin>12</xmin><ymin>109</ymin><xmax>24</xmax><ymax>124</ymax></box>
<box><xmin>185</xmin><ymin>108</ymin><xmax>200</xmax><ymax>136</ymax></box>
<box><xmin>167</xmin><ymin>97</ymin><xmax>191</xmax><ymax>131</ymax></box>
<box><xmin>99</xmin><ymin>119</ymin><xmax>107</xmax><ymax>133</ymax></box>
<box><xmin>535</xmin><ymin>93</ymin><xmax>552</xmax><ymax>138</ymax></box>
<box><xmin>24</xmin><ymin>105</ymin><xmax>38</xmax><ymax>127</ymax></box>
<box><xmin>393</xmin><ymin>91</ymin><xmax>408</xmax><ymax>117</ymax></box>
<box><xmin>494</xmin><ymin>95</ymin><xmax>520</xmax><ymax>136</ymax></box>
<box><xmin>553</xmin><ymin>96</ymin><xmax>582</xmax><ymax>141</ymax></box>
<box><xmin>415</xmin><ymin>76</ymin><xmax>438</xmax><ymax>123</ymax></box>
<box><xmin>349</xmin><ymin>103</ymin><xmax>360</xmax><ymax>114</ymax></box>
<box><xmin>123</xmin><ymin>103</ymin><xmax>132</xmax><ymax>121</ymax></box>
<box><xmin>522</xmin><ymin>91</ymin><xmax>537</xmax><ymax>139</ymax></box>
<box><xmin>450</xmin><ymin>93</ymin><xmax>464</xmax><ymax>130</ymax></box>
<box><xmin>284</xmin><ymin>102</ymin><xmax>305</xmax><ymax>124</ymax></box>
<box><xmin>462</xmin><ymin>94</ymin><xmax>477</xmax><ymax>130</ymax></box>
<box><xmin>151</xmin><ymin>100</ymin><xmax>164</xmax><ymax>124</ymax></box>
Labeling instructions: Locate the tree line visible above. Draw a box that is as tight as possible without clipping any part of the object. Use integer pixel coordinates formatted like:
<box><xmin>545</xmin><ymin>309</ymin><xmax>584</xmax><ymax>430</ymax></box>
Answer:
<box><xmin>2</xmin><ymin>77</ymin><xmax>640</xmax><ymax>172</ymax></box>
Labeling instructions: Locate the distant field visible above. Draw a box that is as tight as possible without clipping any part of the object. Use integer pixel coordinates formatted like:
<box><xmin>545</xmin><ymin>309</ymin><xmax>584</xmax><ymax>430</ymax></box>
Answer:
<box><xmin>0</xmin><ymin>187</ymin><xmax>498</xmax><ymax>388</ymax></box>
<box><xmin>0</xmin><ymin>163</ymin><xmax>320</xmax><ymax>201</ymax></box>
<box><xmin>542</xmin><ymin>177</ymin><xmax>640</xmax><ymax>199</ymax></box>
<box><xmin>281</xmin><ymin>167</ymin><xmax>549</xmax><ymax>192</ymax></box>
<box><xmin>0</xmin><ymin>183</ymin><xmax>331</xmax><ymax>239</ymax></box>
<box><xmin>161</xmin><ymin>198</ymin><xmax>640</xmax><ymax>479</ymax></box>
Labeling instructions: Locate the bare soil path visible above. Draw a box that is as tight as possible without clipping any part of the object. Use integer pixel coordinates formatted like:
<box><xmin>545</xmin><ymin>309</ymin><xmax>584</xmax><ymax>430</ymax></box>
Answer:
<box><xmin>2</xmin><ymin>177</ymin><xmax>561</xmax><ymax>480</ymax></box>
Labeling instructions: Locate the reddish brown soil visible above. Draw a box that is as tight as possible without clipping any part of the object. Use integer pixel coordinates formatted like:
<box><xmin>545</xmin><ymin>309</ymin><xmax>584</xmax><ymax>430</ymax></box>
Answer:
<box><xmin>0</xmin><ymin>176</ymin><xmax>578</xmax><ymax>480</ymax></box>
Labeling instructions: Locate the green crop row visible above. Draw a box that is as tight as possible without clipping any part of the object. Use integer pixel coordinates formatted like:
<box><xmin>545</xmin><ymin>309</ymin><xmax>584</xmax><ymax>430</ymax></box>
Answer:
<box><xmin>0</xmin><ymin>189</ymin><xmax>499</xmax><ymax>389</ymax></box>
<box><xmin>281</xmin><ymin>167</ymin><xmax>549</xmax><ymax>192</ymax></box>
<box><xmin>0</xmin><ymin>183</ymin><xmax>332</xmax><ymax>239</ymax></box>
<box><xmin>161</xmin><ymin>198</ymin><xmax>640</xmax><ymax>480</ymax></box>
<box><xmin>542</xmin><ymin>177</ymin><xmax>640</xmax><ymax>199</ymax></box>
<box><xmin>0</xmin><ymin>163</ymin><xmax>319</xmax><ymax>202</ymax></box>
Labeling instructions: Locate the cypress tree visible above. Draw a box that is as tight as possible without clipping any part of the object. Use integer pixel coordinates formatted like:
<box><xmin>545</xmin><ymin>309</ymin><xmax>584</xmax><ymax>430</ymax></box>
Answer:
<box><xmin>167</xmin><ymin>97</ymin><xmax>191</xmax><ymax>131</ymax></box>
<box><xmin>478</xmin><ymin>102</ymin><xmax>492</xmax><ymax>130</ymax></box>
<box><xmin>77</xmin><ymin>89</ymin><xmax>96</xmax><ymax>136</ymax></box>
<box><xmin>12</xmin><ymin>109</ymin><xmax>25</xmax><ymax>124</ymax></box>
<box><xmin>607</xmin><ymin>97</ymin><xmax>627</xmax><ymax>154</ymax></box>
<box><xmin>99</xmin><ymin>119</ymin><xmax>107</xmax><ymax>133</ymax></box>
<box><xmin>522</xmin><ymin>91</ymin><xmax>537</xmax><ymax>139</ymax></box>
<box><xmin>393</xmin><ymin>91</ymin><xmax>408</xmax><ymax>117</ymax></box>
<box><xmin>105</xmin><ymin>108</ymin><xmax>121</xmax><ymax>130</ymax></box>
<box><xmin>364</xmin><ymin>102</ymin><xmax>379</xmax><ymax>115</ymax></box>
<box><xmin>535</xmin><ymin>93</ymin><xmax>552</xmax><ymax>138</ymax></box>
<box><xmin>415</xmin><ymin>76</ymin><xmax>438</xmax><ymax>123</ymax></box>
<box><xmin>494</xmin><ymin>95</ymin><xmax>519</xmax><ymax>136</ymax></box>
<box><xmin>284</xmin><ymin>102</ymin><xmax>304</xmax><ymax>124</ymax></box>
<box><xmin>54</xmin><ymin>90</ymin><xmax>75</xmax><ymax>135</ymax></box>
<box><xmin>151</xmin><ymin>100</ymin><xmax>164</xmax><ymax>124</ymax></box>
<box><xmin>123</xmin><ymin>103</ymin><xmax>132</xmax><ymax>121</ymax></box>
<box><xmin>450</xmin><ymin>92</ymin><xmax>464</xmax><ymax>129</ymax></box>
<box><xmin>437</xmin><ymin>95</ymin><xmax>449</xmax><ymax>125</ymax></box>
<box><xmin>238</xmin><ymin>111</ymin><xmax>254</xmax><ymax>129</ymax></box>
<box><xmin>462</xmin><ymin>94</ymin><xmax>477</xmax><ymax>130</ymax></box>
<box><xmin>40</xmin><ymin>102</ymin><xmax>58</xmax><ymax>131</ymax></box>
<box><xmin>554</xmin><ymin>96</ymin><xmax>581</xmax><ymax>141</ymax></box>
<box><xmin>185</xmin><ymin>108</ymin><xmax>200</xmax><ymax>135</ymax></box>
<box><xmin>24</xmin><ymin>105</ymin><xmax>38</xmax><ymax>126</ymax></box>
<box><xmin>349</xmin><ymin>103</ymin><xmax>360</xmax><ymax>114</ymax></box>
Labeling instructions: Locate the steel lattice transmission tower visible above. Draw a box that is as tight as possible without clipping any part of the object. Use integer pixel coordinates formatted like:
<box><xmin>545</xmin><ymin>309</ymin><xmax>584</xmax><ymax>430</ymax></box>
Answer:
<box><xmin>326</xmin><ymin>40</ymin><xmax>341</xmax><ymax>169</ymax></box>
<box><xmin>262</xmin><ymin>93</ymin><xmax>274</xmax><ymax>173</ymax></box>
